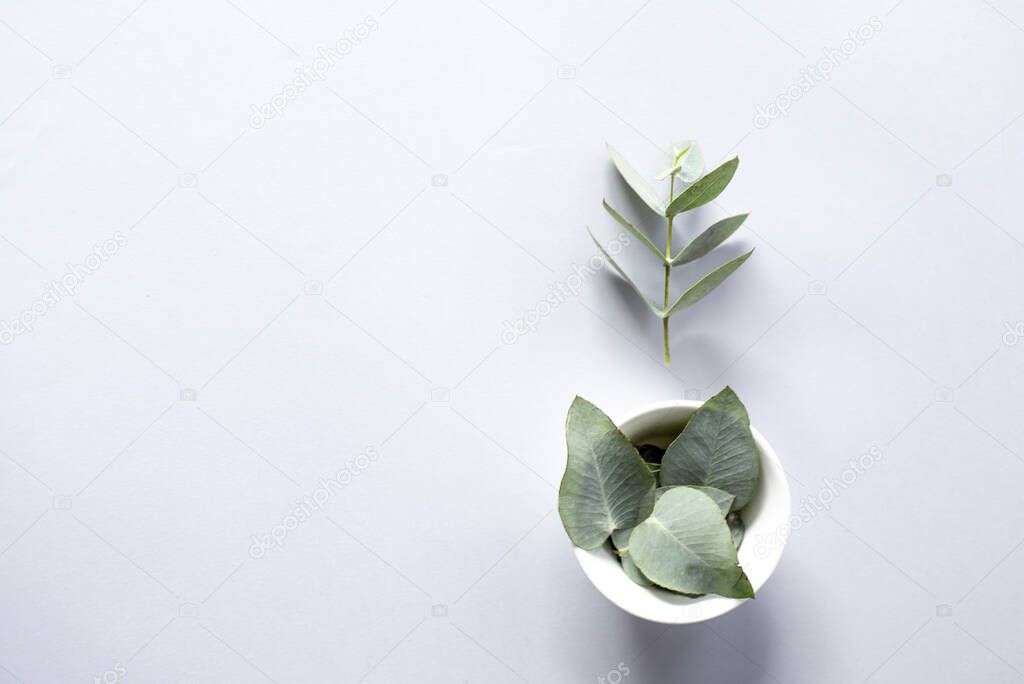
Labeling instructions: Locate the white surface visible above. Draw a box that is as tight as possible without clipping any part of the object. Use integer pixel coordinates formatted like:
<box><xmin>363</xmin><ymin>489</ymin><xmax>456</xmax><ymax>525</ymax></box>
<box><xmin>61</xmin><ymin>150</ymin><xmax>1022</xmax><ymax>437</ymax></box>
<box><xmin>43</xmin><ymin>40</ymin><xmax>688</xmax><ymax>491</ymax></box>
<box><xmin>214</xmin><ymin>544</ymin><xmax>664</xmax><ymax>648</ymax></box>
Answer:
<box><xmin>1</xmin><ymin>1</ymin><xmax>1024</xmax><ymax>682</ymax></box>
<box><xmin>574</xmin><ymin>401</ymin><xmax>791</xmax><ymax>624</ymax></box>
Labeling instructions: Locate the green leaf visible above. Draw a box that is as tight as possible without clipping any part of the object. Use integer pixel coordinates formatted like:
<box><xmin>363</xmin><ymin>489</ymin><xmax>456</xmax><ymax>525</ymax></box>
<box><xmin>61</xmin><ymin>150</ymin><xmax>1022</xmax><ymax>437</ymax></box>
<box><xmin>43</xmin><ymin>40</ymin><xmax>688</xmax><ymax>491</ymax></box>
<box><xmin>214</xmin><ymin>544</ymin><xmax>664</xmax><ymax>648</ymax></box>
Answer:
<box><xmin>660</xmin><ymin>387</ymin><xmax>760</xmax><ymax>510</ymax></box>
<box><xmin>611</xmin><ymin>527</ymin><xmax>633</xmax><ymax>552</ymax></box>
<box><xmin>558</xmin><ymin>397</ymin><xmax>657</xmax><ymax>549</ymax></box>
<box><xmin>586</xmin><ymin>227</ymin><xmax>663</xmax><ymax>318</ymax></box>
<box><xmin>602</xmin><ymin>200</ymin><xmax>666</xmax><ymax>263</ymax></box>
<box><xmin>607</xmin><ymin>144</ymin><xmax>665</xmax><ymax>215</ymax></box>
<box><xmin>655</xmin><ymin>141</ymin><xmax>704</xmax><ymax>183</ymax></box>
<box><xmin>628</xmin><ymin>487</ymin><xmax>753</xmax><ymax>598</ymax></box>
<box><xmin>727</xmin><ymin>512</ymin><xmax>745</xmax><ymax>550</ymax></box>
<box><xmin>671</xmin><ymin>214</ymin><xmax>750</xmax><ymax>266</ymax></box>
<box><xmin>675</xmin><ymin>141</ymin><xmax>705</xmax><ymax>183</ymax></box>
<box><xmin>664</xmin><ymin>249</ymin><xmax>753</xmax><ymax>318</ymax></box>
<box><xmin>621</xmin><ymin>553</ymin><xmax>654</xmax><ymax>587</ymax></box>
<box><xmin>682</xmin><ymin>486</ymin><xmax>735</xmax><ymax>516</ymax></box>
<box><xmin>665</xmin><ymin>157</ymin><xmax>739</xmax><ymax>217</ymax></box>
<box><xmin>654</xmin><ymin>485</ymin><xmax>733</xmax><ymax>514</ymax></box>
<box><xmin>612</xmin><ymin>527</ymin><xmax>655</xmax><ymax>587</ymax></box>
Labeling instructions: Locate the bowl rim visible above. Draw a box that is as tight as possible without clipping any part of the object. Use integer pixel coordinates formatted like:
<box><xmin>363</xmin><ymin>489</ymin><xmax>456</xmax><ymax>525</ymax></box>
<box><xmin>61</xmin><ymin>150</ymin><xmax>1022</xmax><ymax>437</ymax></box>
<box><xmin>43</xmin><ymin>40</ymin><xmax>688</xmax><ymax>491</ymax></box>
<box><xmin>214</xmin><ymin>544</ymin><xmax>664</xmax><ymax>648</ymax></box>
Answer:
<box><xmin>571</xmin><ymin>399</ymin><xmax>791</xmax><ymax>624</ymax></box>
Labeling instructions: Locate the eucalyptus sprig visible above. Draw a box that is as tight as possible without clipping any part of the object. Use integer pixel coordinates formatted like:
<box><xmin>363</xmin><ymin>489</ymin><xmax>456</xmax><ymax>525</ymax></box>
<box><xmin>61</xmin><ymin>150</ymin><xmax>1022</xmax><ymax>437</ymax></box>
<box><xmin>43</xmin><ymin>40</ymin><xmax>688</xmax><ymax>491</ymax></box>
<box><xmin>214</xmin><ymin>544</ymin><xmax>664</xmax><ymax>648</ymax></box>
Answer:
<box><xmin>591</xmin><ymin>141</ymin><xmax>754</xmax><ymax>363</ymax></box>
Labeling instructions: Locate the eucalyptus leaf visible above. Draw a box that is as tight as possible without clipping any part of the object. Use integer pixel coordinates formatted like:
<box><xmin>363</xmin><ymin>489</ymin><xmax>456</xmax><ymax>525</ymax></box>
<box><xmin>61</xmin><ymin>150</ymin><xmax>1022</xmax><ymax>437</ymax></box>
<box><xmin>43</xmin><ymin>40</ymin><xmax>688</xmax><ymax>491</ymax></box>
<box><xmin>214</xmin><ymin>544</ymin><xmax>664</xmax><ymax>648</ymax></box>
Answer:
<box><xmin>683</xmin><ymin>486</ymin><xmax>735</xmax><ymax>516</ymax></box>
<box><xmin>727</xmin><ymin>512</ymin><xmax>745</xmax><ymax>550</ymax></box>
<box><xmin>664</xmin><ymin>249</ymin><xmax>754</xmax><ymax>319</ymax></box>
<box><xmin>675</xmin><ymin>141</ymin><xmax>705</xmax><ymax>183</ymax></box>
<box><xmin>591</xmin><ymin>142</ymin><xmax>752</xmax><ymax>361</ymax></box>
<box><xmin>665</xmin><ymin>157</ymin><xmax>739</xmax><ymax>217</ymax></box>
<box><xmin>655</xmin><ymin>141</ymin><xmax>704</xmax><ymax>183</ymax></box>
<box><xmin>612</xmin><ymin>527</ymin><xmax>655</xmax><ymax>587</ymax></box>
<box><xmin>645</xmin><ymin>462</ymin><xmax>661</xmax><ymax>481</ymax></box>
<box><xmin>611</xmin><ymin>527</ymin><xmax>633</xmax><ymax>552</ymax></box>
<box><xmin>660</xmin><ymin>387</ymin><xmax>760</xmax><ymax>510</ymax></box>
<box><xmin>653</xmin><ymin>141</ymin><xmax>691</xmax><ymax>180</ymax></box>
<box><xmin>621</xmin><ymin>553</ymin><xmax>654</xmax><ymax>587</ymax></box>
<box><xmin>628</xmin><ymin>487</ymin><xmax>753</xmax><ymax>598</ymax></box>
<box><xmin>607</xmin><ymin>144</ymin><xmax>666</xmax><ymax>215</ymax></box>
<box><xmin>602</xmin><ymin>200</ymin><xmax>666</xmax><ymax>263</ymax></box>
<box><xmin>654</xmin><ymin>166</ymin><xmax>679</xmax><ymax>181</ymax></box>
<box><xmin>671</xmin><ymin>214</ymin><xmax>750</xmax><ymax>266</ymax></box>
<box><xmin>558</xmin><ymin>397</ymin><xmax>657</xmax><ymax>549</ymax></box>
<box><xmin>586</xmin><ymin>227</ymin><xmax>663</xmax><ymax>318</ymax></box>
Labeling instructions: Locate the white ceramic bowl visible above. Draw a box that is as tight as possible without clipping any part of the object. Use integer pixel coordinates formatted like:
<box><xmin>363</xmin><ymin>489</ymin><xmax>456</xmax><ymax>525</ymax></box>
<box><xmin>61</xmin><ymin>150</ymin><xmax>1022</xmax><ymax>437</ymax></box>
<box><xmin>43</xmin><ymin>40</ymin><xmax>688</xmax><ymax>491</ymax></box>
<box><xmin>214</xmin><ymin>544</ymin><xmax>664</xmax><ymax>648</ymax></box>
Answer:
<box><xmin>573</xmin><ymin>400</ymin><xmax>791</xmax><ymax>624</ymax></box>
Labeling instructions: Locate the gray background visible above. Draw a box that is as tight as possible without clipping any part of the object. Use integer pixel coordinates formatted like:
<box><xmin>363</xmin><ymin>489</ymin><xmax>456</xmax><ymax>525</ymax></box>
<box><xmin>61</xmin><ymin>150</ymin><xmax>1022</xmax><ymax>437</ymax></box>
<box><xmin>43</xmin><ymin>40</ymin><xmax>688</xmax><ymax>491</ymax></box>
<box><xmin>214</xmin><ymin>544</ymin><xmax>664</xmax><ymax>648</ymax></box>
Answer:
<box><xmin>1</xmin><ymin>0</ymin><xmax>1023</xmax><ymax>682</ymax></box>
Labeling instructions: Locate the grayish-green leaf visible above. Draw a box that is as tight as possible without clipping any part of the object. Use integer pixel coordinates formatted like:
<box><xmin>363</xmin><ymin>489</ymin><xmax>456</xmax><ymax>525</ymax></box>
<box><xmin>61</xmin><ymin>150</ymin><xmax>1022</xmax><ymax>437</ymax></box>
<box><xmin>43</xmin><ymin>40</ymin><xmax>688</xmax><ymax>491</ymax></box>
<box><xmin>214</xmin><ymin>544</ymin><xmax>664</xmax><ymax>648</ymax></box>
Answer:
<box><xmin>655</xmin><ymin>141</ymin><xmax>704</xmax><ymax>183</ymax></box>
<box><xmin>727</xmin><ymin>512</ymin><xmax>745</xmax><ymax>550</ymax></box>
<box><xmin>665</xmin><ymin>157</ymin><xmax>739</xmax><ymax>217</ymax></box>
<box><xmin>612</xmin><ymin>526</ymin><xmax>654</xmax><ymax>587</ymax></box>
<box><xmin>586</xmin><ymin>227</ymin><xmax>663</xmax><ymax>318</ymax></box>
<box><xmin>558</xmin><ymin>397</ymin><xmax>657</xmax><ymax>549</ymax></box>
<box><xmin>654</xmin><ymin>166</ymin><xmax>679</xmax><ymax>181</ymax></box>
<box><xmin>656</xmin><ymin>485</ymin><xmax>733</xmax><ymax>516</ymax></box>
<box><xmin>621</xmin><ymin>553</ymin><xmax>654</xmax><ymax>587</ymax></box>
<box><xmin>607</xmin><ymin>144</ymin><xmax>665</xmax><ymax>215</ymax></box>
<box><xmin>682</xmin><ymin>486</ymin><xmax>734</xmax><ymax>516</ymax></box>
<box><xmin>671</xmin><ymin>214</ymin><xmax>750</xmax><ymax>266</ymax></box>
<box><xmin>660</xmin><ymin>387</ymin><xmax>760</xmax><ymax>510</ymax></box>
<box><xmin>602</xmin><ymin>200</ymin><xmax>666</xmax><ymax>263</ymax></box>
<box><xmin>664</xmin><ymin>249</ymin><xmax>754</xmax><ymax>318</ymax></box>
<box><xmin>611</xmin><ymin>527</ymin><xmax>633</xmax><ymax>552</ymax></box>
<box><xmin>675</xmin><ymin>141</ymin><xmax>705</xmax><ymax>183</ymax></box>
<box><xmin>628</xmin><ymin>487</ymin><xmax>753</xmax><ymax>598</ymax></box>
<box><xmin>654</xmin><ymin>141</ymin><xmax>690</xmax><ymax>180</ymax></box>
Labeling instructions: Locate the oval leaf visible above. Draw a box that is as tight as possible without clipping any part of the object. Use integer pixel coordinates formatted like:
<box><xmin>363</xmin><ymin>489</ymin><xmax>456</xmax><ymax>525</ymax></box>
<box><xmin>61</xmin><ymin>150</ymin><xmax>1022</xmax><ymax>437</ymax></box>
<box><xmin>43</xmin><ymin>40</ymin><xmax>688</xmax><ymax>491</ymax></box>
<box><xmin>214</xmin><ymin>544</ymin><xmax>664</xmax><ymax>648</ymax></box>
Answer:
<box><xmin>727</xmin><ymin>512</ymin><xmax>745</xmax><ymax>550</ymax></box>
<box><xmin>671</xmin><ymin>213</ymin><xmax>749</xmax><ymax>266</ymax></box>
<box><xmin>676</xmin><ymin>141</ymin><xmax>705</xmax><ymax>183</ymax></box>
<box><xmin>653</xmin><ymin>485</ymin><xmax>732</xmax><ymax>515</ymax></box>
<box><xmin>660</xmin><ymin>387</ymin><xmax>760</xmax><ymax>510</ymax></box>
<box><xmin>602</xmin><ymin>200</ymin><xmax>666</xmax><ymax>263</ymax></box>
<box><xmin>611</xmin><ymin>527</ymin><xmax>633</xmax><ymax>552</ymax></box>
<box><xmin>629</xmin><ymin>487</ymin><xmax>753</xmax><ymax>598</ymax></box>
<box><xmin>586</xmin><ymin>227</ymin><xmax>664</xmax><ymax>318</ymax></box>
<box><xmin>665</xmin><ymin>249</ymin><xmax>753</xmax><ymax>319</ymax></box>
<box><xmin>682</xmin><ymin>485</ymin><xmax>734</xmax><ymax>516</ymax></box>
<box><xmin>621</xmin><ymin>553</ymin><xmax>654</xmax><ymax>587</ymax></box>
<box><xmin>656</xmin><ymin>141</ymin><xmax>705</xmax><ymax>182</ymax></box>
<box><xmin>665</xmin><ymin>157</ymin><xmax>739</xmax><ymax>217</ymax></box>
<box><xmin>607</xmin><ymin>144</ymin><xmax>666</xmax><ymax>216</ymax></box>
<box><xmin>558</xmin><ymin>397</ymin><xmax>657</xmax><ymax>549</ymax></box>
<box><xmin>612</xmin><ymin>527</ymin><xmax>655</xmax><ymax>587</ymax></box>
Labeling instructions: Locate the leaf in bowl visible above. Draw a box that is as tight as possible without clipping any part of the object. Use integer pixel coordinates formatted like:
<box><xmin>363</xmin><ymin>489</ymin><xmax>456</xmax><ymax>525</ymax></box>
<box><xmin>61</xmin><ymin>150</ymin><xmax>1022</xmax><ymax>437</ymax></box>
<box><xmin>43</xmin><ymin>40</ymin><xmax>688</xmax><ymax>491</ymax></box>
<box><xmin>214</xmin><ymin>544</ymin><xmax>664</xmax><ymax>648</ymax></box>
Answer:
<box><xmin>660</xmin><ymin>387</ymin><xmax>760</xmax><ymax>510</ymax></box>
<box><xmin>629</xmin><ymin>487</ymin><xmax>753</xmax><ymax>598</ymax></box>
<box><xmin>558</xmin><ymin>397</ymin><xmax>657</xmax><ymax>549</ymax></box>
<box><xmin>727</xmin><ymin>512</ymin><xmax>745</xmax><ymax>550</ymax></box>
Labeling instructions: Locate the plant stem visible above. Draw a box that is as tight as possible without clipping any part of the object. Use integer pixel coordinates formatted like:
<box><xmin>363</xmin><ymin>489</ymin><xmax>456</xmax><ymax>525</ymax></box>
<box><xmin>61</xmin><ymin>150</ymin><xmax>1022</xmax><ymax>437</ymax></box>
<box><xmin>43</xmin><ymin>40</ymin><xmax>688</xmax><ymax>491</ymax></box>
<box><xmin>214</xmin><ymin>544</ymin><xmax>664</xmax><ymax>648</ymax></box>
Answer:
<box><xmin>663</xmin><ymin>175</ymin><xmax>675</xmax><ymax>363</ymax></box>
